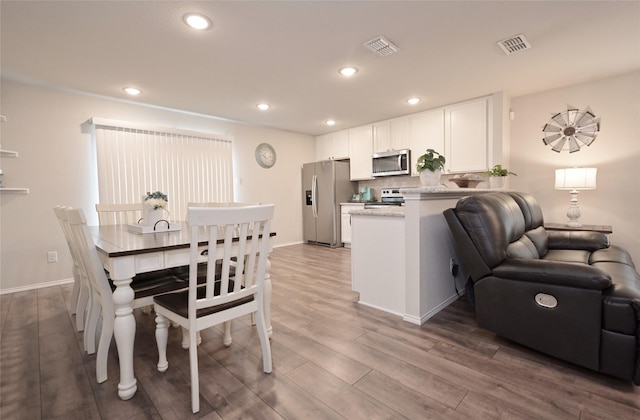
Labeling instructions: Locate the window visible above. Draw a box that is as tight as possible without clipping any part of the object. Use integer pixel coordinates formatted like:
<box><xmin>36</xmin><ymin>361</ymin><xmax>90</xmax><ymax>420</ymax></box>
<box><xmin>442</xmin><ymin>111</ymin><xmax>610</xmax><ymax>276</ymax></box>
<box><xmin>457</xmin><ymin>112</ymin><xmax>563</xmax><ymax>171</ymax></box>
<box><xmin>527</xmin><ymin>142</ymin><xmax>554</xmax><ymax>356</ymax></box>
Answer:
<box><xmin>91</xmin><ymin>118</ymin><xmax>233</xmax><ymax>221</ymax></box>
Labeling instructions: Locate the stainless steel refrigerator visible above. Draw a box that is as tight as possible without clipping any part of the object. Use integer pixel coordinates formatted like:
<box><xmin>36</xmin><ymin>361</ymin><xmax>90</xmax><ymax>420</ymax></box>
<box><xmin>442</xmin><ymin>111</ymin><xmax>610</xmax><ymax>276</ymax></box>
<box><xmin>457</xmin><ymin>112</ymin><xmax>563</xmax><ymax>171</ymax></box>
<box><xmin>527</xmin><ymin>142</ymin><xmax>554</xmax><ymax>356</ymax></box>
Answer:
<box><xmin>302</xmin><ymin>160</ymin><xmax>354</xmax><ymax>247</ymax></box>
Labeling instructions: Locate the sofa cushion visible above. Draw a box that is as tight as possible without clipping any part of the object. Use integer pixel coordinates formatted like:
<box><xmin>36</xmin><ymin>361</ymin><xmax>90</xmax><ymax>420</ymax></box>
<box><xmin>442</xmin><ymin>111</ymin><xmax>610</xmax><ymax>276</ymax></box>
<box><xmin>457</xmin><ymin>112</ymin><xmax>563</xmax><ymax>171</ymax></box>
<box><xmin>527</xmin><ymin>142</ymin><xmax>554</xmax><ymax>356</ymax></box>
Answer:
<box><xmin>596</xmin><ymin>261</ymin><xmax>640</xmax><ymax>301</ymax></box>
<box><xmin>507</xmin><ymin>192</ymin><xmax>545</xmax><ymax>230</ymax></box>
<box><xmin>455</xmin><ymin>193</ymin><xmax>525</xmax><ymax>268</ymax></box>
<box><xmin>525</xmin><ymin>226</ymin><xmax>549</xmax><ymax>257</ymax></box>
<box><xmin>590</xmin><ymin>245</ymin><xmax>636</xmax><ymax>267</ymax></box>
<box><xmin>543</xmin><ymin>249</ymin><xmax>591</xmax><ymax>264</ymax></box>
<box><xmin>507</xmin><ymin>235</ymin><xmax>539</xmax><ymax>259</ymax></box>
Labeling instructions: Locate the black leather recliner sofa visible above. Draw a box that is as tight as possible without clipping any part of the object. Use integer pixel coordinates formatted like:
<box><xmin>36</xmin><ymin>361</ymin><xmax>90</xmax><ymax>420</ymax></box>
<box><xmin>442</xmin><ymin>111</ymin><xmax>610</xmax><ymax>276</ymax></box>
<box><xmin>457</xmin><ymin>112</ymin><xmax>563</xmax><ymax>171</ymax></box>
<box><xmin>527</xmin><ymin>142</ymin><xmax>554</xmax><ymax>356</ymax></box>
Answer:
<box><xmin>443</xmin><ymin>191</ymin><xmax>640</xmax><ymax>384</ymax></box>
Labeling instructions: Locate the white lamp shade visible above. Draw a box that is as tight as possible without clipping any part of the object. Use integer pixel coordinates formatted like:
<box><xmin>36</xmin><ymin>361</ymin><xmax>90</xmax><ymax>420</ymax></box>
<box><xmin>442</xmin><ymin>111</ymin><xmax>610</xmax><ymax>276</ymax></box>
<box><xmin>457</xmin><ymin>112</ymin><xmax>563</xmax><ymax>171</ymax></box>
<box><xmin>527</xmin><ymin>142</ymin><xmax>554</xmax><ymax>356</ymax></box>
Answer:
<box><xmin>555</xmin><ymin>167</ymin><xmax>597</xmax><ymax>190</ymax></box>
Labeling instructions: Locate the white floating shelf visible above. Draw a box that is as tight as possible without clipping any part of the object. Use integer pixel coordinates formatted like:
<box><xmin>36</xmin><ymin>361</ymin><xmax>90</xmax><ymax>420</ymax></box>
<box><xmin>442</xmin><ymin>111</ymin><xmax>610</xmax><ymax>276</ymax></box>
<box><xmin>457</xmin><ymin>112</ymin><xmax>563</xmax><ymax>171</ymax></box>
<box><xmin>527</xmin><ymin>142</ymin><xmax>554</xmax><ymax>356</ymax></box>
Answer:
<box><xmin>0</xmin><ymin>187</ymin><xmax>30</xmax><ymax>194</ymax></box>
<box><xmin>1</xmin><ymin>149</ymin><xmax>19</xmax><ymax>158</ymax></box>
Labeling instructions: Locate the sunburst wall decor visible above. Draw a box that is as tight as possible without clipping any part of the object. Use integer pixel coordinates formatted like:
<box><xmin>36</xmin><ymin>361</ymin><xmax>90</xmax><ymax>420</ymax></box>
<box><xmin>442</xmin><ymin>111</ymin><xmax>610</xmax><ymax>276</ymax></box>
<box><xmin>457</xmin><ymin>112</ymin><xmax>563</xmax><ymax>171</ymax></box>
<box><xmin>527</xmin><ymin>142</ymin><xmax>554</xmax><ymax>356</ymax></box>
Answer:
<box><xmin>542</xmin><ymin>105</ymin><xmax>601</xmax><ymax>153</ymax></box>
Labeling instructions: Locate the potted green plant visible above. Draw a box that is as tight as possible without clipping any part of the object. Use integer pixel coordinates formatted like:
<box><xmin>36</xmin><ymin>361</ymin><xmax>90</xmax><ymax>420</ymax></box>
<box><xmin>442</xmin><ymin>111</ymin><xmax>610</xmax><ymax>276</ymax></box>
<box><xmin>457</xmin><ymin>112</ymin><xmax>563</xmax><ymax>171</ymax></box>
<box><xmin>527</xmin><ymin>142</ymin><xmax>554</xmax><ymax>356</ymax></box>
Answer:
<box><xmin>416</xmin><ymin>149</ymin><xmax>446</xmax><ymax>186</ymax></box>
<box><xmin>484</xmin><ymin>164</ymin><xmax>517</xmax><ymax>188</ymax></box>
<box><xmin>143</xmin><ymin>190</ymin><xmax>168</xmax><ymax>226</ymax></box>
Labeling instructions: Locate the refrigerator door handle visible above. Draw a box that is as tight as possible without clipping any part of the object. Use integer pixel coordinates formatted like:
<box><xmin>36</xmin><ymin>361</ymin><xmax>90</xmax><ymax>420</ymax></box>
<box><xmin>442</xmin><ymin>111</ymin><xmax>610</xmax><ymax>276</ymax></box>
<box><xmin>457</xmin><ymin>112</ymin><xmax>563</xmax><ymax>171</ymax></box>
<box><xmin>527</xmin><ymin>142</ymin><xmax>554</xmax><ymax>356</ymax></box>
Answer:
<box><xmin>312</xmin><ymin>174</ymin><xmax>318</xmax><ymax>218</ymax></box>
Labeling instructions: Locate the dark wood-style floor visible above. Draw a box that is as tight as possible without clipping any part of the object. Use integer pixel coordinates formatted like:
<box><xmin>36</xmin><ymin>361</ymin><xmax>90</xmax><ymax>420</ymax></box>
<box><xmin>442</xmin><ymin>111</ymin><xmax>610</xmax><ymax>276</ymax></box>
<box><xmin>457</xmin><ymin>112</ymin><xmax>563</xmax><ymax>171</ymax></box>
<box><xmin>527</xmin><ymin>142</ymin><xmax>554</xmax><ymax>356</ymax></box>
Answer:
<box><xmin>1</xmin><ymin>244</ymin><xmax>639</xmax><ymax>419</ymax></box>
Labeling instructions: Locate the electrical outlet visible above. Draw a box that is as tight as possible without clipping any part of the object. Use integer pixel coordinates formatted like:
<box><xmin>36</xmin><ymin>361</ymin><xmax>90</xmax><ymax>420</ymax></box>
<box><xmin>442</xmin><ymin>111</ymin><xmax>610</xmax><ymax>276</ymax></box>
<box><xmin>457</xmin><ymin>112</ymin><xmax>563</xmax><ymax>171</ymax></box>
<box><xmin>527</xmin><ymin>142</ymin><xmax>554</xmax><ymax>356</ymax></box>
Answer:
<box><xmin>449</xmin><ymin>258</ymin><xmax>459</xmax><ymax>276</ymax></box>
<box><xmin>47</xmin><ymin>251</ymin><xmax>58</xmax><ymax>263</ymax></box>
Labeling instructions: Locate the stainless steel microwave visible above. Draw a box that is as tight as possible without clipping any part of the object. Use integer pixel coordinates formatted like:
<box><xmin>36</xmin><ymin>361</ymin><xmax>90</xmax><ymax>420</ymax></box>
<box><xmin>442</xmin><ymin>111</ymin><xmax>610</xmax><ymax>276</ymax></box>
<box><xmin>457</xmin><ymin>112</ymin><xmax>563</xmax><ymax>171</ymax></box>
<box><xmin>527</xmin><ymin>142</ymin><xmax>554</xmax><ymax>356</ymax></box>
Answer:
<box><xmin>372</xmin><ymin>149</ymin><xmax>411</xmax><ymax>177</ymax></box>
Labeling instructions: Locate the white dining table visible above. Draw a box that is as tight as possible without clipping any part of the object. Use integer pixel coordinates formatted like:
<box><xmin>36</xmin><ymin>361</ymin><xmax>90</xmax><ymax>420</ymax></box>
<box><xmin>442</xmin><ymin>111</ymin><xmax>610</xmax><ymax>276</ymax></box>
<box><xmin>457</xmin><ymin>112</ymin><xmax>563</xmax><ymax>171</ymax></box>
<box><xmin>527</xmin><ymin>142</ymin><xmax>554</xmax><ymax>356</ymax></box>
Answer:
<box><xmin>89</xmin><ymin>222</ymin><xmax>275</xmax><ymax>400</ymax></box>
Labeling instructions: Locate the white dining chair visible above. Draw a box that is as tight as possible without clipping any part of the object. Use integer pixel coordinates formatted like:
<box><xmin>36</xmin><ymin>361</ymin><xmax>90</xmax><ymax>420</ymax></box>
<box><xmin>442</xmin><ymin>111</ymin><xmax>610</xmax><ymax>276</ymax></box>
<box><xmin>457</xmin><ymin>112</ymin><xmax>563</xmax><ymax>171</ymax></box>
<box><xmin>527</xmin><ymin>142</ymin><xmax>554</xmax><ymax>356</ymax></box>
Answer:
<box><xmin>184</xmin><ymin>202</ymin><xmax>252</xmax><ymax>222</ymax></box>
<box><xmin>95</xmin><ymin>202</ymin><xmax>142</xmax><ymax>225</ymax></box>
<box><xmin>153</xmin><ymin>204</ymin><xmax>274</xmax><ymax>413</ymax></box>
<box><xmin>65</xmin><ymin>207</ymin><xmax>188</xmax><ymax>383</ymax></box>
<box><xmin>53</xmin><ymin>206</ymin><xmax>91</xmax><ymax>337</ymax></box>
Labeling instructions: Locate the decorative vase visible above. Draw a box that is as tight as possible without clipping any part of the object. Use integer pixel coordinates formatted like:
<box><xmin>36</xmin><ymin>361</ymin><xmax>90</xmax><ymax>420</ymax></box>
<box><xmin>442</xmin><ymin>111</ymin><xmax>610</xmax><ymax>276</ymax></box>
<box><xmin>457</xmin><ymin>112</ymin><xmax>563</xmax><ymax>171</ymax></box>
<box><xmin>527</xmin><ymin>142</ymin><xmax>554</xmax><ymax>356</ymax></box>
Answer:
<box><xmin>419</xmin><ymin>169</ymin><xmax>442</xmax><ymax>186</ymax></box>
<box><xmin>144</xmin><ymin>208</ymin><xmax>164</xmax><ymax>226</ymax></box>
<box><xmin>489</xmin><ymin>176</ymin><xmax>505</xmax><ymax>189</ymax></box>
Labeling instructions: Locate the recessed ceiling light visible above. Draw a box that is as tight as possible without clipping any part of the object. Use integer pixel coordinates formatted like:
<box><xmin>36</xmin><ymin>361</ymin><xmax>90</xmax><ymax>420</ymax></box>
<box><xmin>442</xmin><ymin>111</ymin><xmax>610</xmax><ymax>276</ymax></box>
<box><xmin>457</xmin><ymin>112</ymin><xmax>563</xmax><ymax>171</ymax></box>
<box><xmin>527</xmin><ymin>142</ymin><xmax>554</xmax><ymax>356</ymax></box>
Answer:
<box><xmin>407</xmin><ymin>97</ymin><xmax>420</xmax><ymax>105</ymax></box>
<box><xmin>326</xmin><ymin>120</ymin><xmax>336</xmax><ymax>126</ymax></box>
<box><xmin>183</xmin><ymin>13</ymin><xmax>211</xmax><ymax>30</ymax></box>
<box><xmin>339</xmin><ymin>67</ymin><xmax>358</xmax><ymax>77</ymax></box>
<box><xmin>257</xmin><ymin>103</ymin><xmax>270</xmax><ymax>110</ymax></box>
<box><xmin>123</xmin><ymin>87</ymin><xmax>142</xmax><ymax>96</ymax></box>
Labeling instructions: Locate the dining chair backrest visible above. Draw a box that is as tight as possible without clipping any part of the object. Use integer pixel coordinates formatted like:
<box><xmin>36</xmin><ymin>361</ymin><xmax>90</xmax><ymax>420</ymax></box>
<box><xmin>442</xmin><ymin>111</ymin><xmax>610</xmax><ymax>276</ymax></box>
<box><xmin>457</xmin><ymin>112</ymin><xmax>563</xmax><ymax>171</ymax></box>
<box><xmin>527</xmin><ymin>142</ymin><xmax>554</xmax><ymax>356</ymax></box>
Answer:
<box><xmin>53</xmin><ymin>205</ymin><xmax>90</xmax><ymax>333</ymax></box>
<box><xmin>66</xmin><ymin>208</ymin><xmax>116</xmax><ymax>315</ymax></box>
<box><xmin>95</xmin><ymin>203</ymin><xmax>142</xmax><ymax>225</ymax></box>
<box><xmin>185</xmin><ymin>202</ymin><xmax>254</xmax><ymax>222</ymax></box>
<box><xmin>187</xmin><ymin>204</ymin><xmax>274</xmax><ymax>314</ymax></box>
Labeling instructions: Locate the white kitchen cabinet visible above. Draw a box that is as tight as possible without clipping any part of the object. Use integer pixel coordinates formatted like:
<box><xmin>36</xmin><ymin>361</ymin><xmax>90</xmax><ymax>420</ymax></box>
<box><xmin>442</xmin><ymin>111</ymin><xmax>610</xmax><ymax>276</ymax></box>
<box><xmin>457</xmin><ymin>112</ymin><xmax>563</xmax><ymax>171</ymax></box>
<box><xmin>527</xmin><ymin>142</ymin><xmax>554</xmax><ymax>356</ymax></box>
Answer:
<box><xmin>408</xmin><ymin>108</ymin><xmax>445</xmax><ymax>176</ymax></box>
<box><xmin>444</xmin><ymin>96</ymin><xmax>491</xmax><ymax>173</ymax></box>
<box><xmin>373</xmin><ymin>116</ymin><xmax>410</xmax><ymax>153</ymax></box>
<box><xmin>316</xmin><ymin>129</ymin><xmax>349</xmax><ymax>161</ymax></box>
<box><xmin>347</xmin><ymin>124</ymin><xmax>374</xmax><ymax>180</ymax></box>
<box><xmin>340</xmin><ymin>203</ymin><xmax>364</xmax><ymax>247</ymax></box>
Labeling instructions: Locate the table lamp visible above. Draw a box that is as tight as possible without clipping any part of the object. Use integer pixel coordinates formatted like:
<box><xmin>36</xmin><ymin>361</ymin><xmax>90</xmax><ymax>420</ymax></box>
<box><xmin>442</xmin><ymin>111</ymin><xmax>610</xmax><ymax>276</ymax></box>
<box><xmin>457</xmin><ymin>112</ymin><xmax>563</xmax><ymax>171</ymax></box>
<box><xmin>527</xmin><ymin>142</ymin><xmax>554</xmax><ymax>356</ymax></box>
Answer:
<box><xmin>555</xmin><ymin>167</ymin><xmax>597</xmax><ymax>227</ymax></box>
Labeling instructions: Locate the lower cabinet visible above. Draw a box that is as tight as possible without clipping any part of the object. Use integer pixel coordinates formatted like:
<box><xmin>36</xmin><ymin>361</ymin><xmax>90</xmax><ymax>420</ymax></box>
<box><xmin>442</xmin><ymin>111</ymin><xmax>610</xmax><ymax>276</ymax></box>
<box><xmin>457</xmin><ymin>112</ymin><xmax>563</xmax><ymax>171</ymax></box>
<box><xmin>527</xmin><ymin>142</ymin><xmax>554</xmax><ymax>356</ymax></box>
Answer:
<box><xmin>340</xmin><ymin>203</ymin><xmax>364</xmax><ymax>247</ymax></box>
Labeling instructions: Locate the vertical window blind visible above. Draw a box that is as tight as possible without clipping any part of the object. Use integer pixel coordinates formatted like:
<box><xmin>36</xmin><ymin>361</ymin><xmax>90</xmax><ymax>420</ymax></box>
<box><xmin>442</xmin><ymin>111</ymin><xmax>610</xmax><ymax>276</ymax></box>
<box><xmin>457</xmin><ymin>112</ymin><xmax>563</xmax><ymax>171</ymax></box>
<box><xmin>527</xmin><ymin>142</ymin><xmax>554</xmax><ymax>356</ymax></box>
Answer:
<box><xmin>91</xmin><ymin>118</ymin><xmax>234</xmax><ymax>221</ymax></box>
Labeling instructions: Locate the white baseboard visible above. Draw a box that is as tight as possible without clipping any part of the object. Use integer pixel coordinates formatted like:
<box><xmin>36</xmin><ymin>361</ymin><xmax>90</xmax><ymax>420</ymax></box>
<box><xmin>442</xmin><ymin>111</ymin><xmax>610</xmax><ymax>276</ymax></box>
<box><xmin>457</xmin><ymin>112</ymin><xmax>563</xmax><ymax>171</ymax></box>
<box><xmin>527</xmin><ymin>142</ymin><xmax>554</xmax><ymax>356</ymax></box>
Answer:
<box><xmin>356</xmin><ymin>301</ymin><xmax>404</xmax><ymax>318</ymax></box>
<box><xmin>274</xmin><ymin>240</ymin><xmax>305</xmax><ymax>248</ymax></box>
<box><xmin>0</xmin><ymin>277</ymin><xmax>74</xmax><ymax>295</ymax></box>
<box><xmin>409</xmin><ymin>293</ymin><xmax>463</xmax><ymax>325</ymax></box>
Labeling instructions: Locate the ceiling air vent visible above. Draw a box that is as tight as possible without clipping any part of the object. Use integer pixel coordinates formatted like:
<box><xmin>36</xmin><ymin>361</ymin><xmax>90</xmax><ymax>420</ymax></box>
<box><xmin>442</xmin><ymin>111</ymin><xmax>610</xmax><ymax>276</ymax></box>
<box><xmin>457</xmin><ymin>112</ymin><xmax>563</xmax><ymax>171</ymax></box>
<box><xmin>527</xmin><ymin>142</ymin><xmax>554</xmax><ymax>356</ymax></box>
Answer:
<box><xmin>497</xmin><ymin>34</ymin><xmax>531</xmax><ymax>55</ymax></box>
<box><xmin>364</xmin><ymin>36</ymin><xmax>399</xmax><ymax>57</ymax></box>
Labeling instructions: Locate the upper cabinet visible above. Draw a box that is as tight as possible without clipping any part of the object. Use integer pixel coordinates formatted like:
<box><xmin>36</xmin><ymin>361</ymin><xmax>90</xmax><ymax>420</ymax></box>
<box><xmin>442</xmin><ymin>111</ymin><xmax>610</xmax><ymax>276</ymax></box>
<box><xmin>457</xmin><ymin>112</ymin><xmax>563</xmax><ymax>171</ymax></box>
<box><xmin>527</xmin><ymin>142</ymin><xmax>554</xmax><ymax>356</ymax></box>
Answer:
<box><xmin>316</xmin><ymin>129</ymin><xmax>349</xmax><ymax>161</ymax></box>
<box><xmin>372</xmin><ymin>116</ymin><xmax>410</xmax><ymax>153</ymax></box>
<box><xmin>314</xmin><ymin>93</ymin><xmax>503</xmax><ymax>179</ymax></box>
<box><xmin>408</xmin><ymin>108</ymin><xmax>445</xmax><ymax>176</ymax></box>
<box><xmin>348</xmin><ymin>124</ymin><xmax>374</xmax><ymax>180</ymax></box>
<box><xmin>444</xmin><ymin>96</ymin><xmax>492</xmax><ymax>173</ymax></box>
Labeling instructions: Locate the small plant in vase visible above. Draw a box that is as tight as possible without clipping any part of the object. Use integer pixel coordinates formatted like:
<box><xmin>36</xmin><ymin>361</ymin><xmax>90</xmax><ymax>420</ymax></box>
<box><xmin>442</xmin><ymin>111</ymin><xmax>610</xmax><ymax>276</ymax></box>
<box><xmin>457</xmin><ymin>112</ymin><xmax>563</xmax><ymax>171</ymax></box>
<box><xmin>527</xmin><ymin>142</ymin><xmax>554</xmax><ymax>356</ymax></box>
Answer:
<box><xmin>484</xmin><ymin>164</ymin><xmax>517</xmax><ymax>189</ymax></box>
<box><xmin>145</xmin><ymin>191</ymin><xmax>168</xmax><ymax>209</ymax></box>
<box><xmin>416</xmin><ymin>149</ymin><xmax>446</xmax><ymax>186</ymax></box>
<box><xmin>144</xmin><ymin>191</ymin><xmax>168</xmax><ymax>226</ymax></box>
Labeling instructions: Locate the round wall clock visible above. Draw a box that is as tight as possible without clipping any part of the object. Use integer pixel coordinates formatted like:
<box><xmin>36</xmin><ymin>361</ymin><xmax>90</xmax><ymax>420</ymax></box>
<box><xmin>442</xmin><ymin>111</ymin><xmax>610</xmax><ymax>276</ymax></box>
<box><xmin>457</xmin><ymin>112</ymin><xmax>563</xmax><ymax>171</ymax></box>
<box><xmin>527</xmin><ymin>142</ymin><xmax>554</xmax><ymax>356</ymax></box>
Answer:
<box><xmin>542</xmin><ymin>105</ymin><xmax>600</xmax><ymax>153</ymax></box>
<box><xmin>255</xmin><ymin>143</ymin><xmax>276</xmax><ymax>168</ymax></box>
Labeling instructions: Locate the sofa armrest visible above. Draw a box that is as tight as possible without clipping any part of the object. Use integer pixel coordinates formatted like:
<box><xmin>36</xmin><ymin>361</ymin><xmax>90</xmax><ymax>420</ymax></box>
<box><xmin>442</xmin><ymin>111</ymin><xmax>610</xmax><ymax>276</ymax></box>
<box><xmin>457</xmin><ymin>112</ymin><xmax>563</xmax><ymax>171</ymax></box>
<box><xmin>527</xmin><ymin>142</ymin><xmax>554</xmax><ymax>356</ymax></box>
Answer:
<box><xmin>492</xmin><ymin>259</ymin><xmax>612</xmax><ymax>290</ymax></box>
<box><xmin>547</xmin><ymin>230</ymin><xmax>609</xmax><ymax>251</ymax></box>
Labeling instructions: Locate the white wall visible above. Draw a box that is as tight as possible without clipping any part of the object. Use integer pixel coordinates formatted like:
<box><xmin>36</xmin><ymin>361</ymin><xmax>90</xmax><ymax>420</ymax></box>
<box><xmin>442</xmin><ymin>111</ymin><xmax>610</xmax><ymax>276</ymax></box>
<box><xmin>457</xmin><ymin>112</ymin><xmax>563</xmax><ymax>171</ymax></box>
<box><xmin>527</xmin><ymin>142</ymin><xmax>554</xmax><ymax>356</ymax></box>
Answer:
<box><xmin>509</xmin><ymin>71</ymin><xmax>640</xmax><ymax>263</ymax></box>
<box><xmin>0</xmin><ymin>79</ymin><xmax>315</xmax><ymax>292</ymax></box>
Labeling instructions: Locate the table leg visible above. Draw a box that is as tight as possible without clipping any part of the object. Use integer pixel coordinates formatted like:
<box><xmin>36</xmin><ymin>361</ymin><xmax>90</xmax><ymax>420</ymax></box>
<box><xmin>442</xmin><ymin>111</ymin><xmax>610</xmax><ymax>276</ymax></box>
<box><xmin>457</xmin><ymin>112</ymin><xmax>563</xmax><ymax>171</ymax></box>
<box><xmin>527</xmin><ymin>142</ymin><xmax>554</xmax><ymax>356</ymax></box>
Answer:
<box><xmin>111</xmin><ymin>276</ymin><xmax>137</xmax><ymax>400</ymax></box>
<box><xmin>264</xmin><ymin>257</ymin><xmax>272</xmax><ymax>337</ymax></box>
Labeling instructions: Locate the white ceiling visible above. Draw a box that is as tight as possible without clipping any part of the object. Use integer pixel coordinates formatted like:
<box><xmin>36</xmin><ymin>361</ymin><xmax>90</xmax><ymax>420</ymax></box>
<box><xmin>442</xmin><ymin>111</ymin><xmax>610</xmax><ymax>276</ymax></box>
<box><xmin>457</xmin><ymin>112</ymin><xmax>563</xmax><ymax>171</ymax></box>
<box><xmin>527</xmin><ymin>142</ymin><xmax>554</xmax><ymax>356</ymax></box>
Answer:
<box><xmin>2</xmin><ymin>1</ymin><xmax>639</xmax><ymax>136</ymax></box>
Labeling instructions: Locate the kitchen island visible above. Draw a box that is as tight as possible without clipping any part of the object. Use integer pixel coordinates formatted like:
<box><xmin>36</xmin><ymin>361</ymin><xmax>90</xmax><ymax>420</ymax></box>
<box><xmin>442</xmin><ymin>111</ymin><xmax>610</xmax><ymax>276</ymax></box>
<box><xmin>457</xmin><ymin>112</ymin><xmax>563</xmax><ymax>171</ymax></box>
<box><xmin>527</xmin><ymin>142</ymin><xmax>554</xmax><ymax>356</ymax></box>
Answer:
<box><xmin>350</xmin><ymin>186</ymin><xmax>492</xmax><ymax>324</ymax></box>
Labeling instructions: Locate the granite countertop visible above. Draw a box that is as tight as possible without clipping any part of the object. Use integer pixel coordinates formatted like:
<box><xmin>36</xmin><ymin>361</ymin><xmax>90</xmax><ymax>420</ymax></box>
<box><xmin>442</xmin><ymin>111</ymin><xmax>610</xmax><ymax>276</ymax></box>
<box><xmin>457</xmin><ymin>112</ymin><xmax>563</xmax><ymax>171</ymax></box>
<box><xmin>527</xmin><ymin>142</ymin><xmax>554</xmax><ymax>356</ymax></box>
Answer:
<box><xmin>401</xmin><ymin>185</ymin><xmax>496</xmax><ymax>199</ymax></box>
<box><xmin>402</xmin><ymin>185</ymin><xmax>494</xmax><ymax>193</ymax></box>
<box><xmin>349</xmin><ymin>206</ymin><xmax>405</xmax><ymax>217</ymax></box>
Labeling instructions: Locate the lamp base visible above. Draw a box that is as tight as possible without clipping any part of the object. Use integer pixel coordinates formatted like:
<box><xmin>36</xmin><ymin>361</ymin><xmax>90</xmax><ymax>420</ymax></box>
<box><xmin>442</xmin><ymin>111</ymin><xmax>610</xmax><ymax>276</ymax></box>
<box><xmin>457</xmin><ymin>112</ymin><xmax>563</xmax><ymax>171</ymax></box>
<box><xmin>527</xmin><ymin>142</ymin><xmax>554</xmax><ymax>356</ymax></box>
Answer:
<box><xmin>566</xmin><ymin>189</ymin><xmax>582</xmax><ymax>227</ymax></box>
